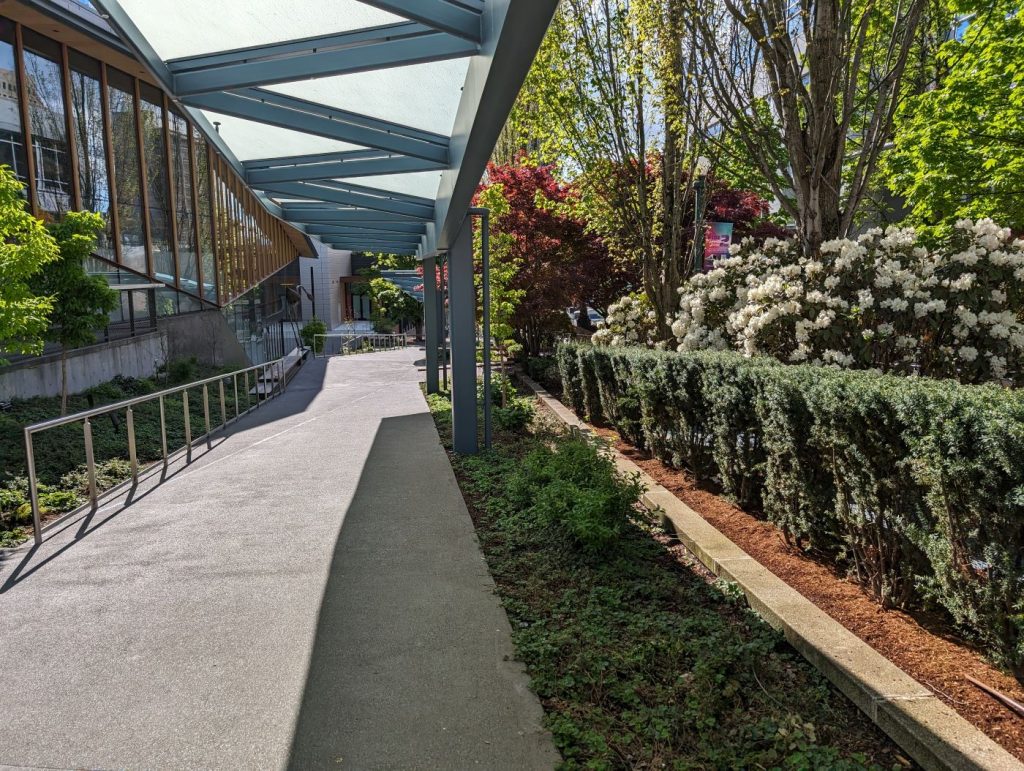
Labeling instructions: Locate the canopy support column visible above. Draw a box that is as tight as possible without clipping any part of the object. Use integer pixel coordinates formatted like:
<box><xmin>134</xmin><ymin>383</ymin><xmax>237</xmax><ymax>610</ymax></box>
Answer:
<box><xmin>422</xmin><ymin>256</ymin><xmax>440</xmax><ymax>394</ymax></box>
<box><xmin>448</xmin><ymin>216</ymin><xmax>477</xmax><ymax>454</ymax></box>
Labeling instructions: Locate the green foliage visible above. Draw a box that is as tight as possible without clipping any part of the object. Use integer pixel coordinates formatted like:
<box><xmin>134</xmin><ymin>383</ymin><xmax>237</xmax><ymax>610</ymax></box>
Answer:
<box><xmin>300</xmin><ymin>318</ymin><xmax>327</xmax><ymax>352</ymax></box>
<box><xmin>524</xmin><ymin>355</ymin><xmax>560</xmax><ymax>393</ymax></box>
<box><xmin>559</xmin><ymin>342</ymin><xmax>1024</xmax><ymax>679</ymax></box>
<box><xmin>511</xmin><ymin>439</ymin><xmax>644</xmax><ymax>552</ymax></box>
<box><xmin>367</xmin><ymin>277</ymin><xmax>421</xmax><ymax>332</ymax></box>
<box><xmin>38</xmin><ymin>489</ymin><xmax>82</xmax><ymax>513</ymax></box>
<box><xmin>493</xmin><ymin>396</ymin><xmax>535</xmax><ymax>432</ymax></box>
<box><xmin>0</xmin><ymin>166</ymin><xmax>59</xmax><ymax>363</ymax></box>
<box><xmin>885</xmin><ymin>0</ymin><xmax>1024</xmax><ymax>234</ymax></box>
<box><xmin>33</xmin><ymin>211</ymin><xmax>118</xmax><ymax>351</ymax></box>
<box><xmin>424</xmin><ymin>389</ymin><xmax>904</xmax><ymax>768</ymax></box>
<box><xmin>166</xmin><ymin>356</ymin><xmax>199</xmax><ymax>383</ymax></box>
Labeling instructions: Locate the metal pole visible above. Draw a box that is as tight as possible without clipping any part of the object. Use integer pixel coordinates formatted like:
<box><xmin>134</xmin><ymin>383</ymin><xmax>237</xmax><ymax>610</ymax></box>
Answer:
<box><xmin>219</xmin><ymin>380</ymin><xmax>227</xmax><ymax>427</ymax></box>
<box><xmin>233</xmin><ymin>373</ymin><xmax>239</xmax><ymax>418</ymax></box>
<box><xmin>440</xmin><ymin>253</ymin><xmax>449</xmax><ymax>391</ymax></box>
<box><xmin>83</xmin><ymin>418</ymin><xmax>98</xmax><ymax>508</ymax></box>
<box><xmin>243</xmin><ymin>371</ymin><xmax>250</xmax><ymax>411</ymax></box>
<box><xmin>126</xmin><ymin>406</ymin><xmax>138</xmax><ymax>484</ymax></box>
<box><xmin>159</xmin><ymin>395</ymin><xmax>168</xmax><ymax>466</ymax></box>
<box><xmin>448</xmin><ymin>219</ymin><xmax>478</xmax><ymax>454</ymax></box>
<box><xmin>183</xmin><ymin>389</ymin><xmax>192</xmax><ymax>462</ymax></box>
<box><xmin>202</xmin><ymin>384</ymin><xmax>211</xmax><ymax>448</ymax></box>
<box><xmin>471</xmin><ymin>207</ymin><xmax>492</xmax><ymax>450</ymax></box>
<box><xmin>24</xmin><ymin>430</ymin><xmax>41</xmax><ymax>545</ymax></box>
<box><xmin>422</xmin><ymin>256</ymin><xmax>439</xmax><ymax>393</ymax></box>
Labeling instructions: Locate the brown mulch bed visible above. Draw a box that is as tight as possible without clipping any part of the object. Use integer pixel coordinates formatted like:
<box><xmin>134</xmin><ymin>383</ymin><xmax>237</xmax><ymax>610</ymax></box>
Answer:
<box><xmin>573</xmin><ymin>422</ymin><xmax>1024</xmax><ymax>761</ymax></box>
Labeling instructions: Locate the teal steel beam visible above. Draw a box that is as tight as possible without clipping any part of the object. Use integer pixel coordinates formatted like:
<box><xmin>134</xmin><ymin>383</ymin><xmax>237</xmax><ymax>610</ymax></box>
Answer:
<box><xmin>282</xmin><ymin>209</ymin><xmax>426</xmax><ymax>224</ymax></box>
<box><xmin>304</xmin><ymin>223</ymin><xmax>427</xmax><ymax>236</ymax></box>
<box><xmin>246</xmin><ymin>154</ymin><xmax>445</xmax><ymax>185</ymax></box>
<box><xmin>359</xmin><ymin>0</ymin><xmax>482</xmax><ymax>43</ymax></box>
<box><xmin>429</xmin><ymin>0</ymin><xmax>558</xmax><ymax>254</ymax></box>
<box><xmin>261</xmin><ymin>182</ymin><xmax>434</xmax><ymax>219</ymax></box>
<box><xmin>170</xmin><ymin>23</ymin><xmax>477</xmax><ymax>96</ymax></box>
<box><xmin>180</xmin><ymin>89</ymin><xmax>449</xmax><ymax>164</ymax></box>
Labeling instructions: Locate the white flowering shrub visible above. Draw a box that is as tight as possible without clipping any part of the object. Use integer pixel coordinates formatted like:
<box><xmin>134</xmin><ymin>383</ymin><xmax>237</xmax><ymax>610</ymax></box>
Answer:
<box><xmin>670</xmin><ymin>218</ymin><xmax>1024</xmax><ymax>384</ymax></box>
<box><xmin>592</xmin><ymin>293</ymin><xmax>658</xmax><ymax>348</ymax></box>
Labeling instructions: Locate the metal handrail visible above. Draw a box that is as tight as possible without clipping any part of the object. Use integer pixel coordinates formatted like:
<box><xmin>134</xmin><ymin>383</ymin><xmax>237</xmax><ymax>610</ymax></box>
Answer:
<box><xmin>22</xmin><ymin>357</ymin><xmax>288</xmax><ymax>546</ymax></box>
<box><xmin>313</xmin><ymin>333</ymin><xmax>408</xmax><ymax>358</ymax></box>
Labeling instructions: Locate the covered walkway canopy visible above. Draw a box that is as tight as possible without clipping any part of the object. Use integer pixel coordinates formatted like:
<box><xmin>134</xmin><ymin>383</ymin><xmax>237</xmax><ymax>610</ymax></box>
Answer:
<box><xmin>92</xmin><ymin>0</ymin><xmax>556</xmax><ymax>259</ymax></box>
<box><xmin>90</xmin><ymin>0</ymin><xmax>552</xmax><ymax>453</ymax></box>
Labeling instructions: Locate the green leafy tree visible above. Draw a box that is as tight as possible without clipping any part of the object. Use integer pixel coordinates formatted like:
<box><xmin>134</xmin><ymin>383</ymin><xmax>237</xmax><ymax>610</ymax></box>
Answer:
<box><xmin>0</xmin><ymin>167</ymin><xmax>59</xmax><ymax>364</ymax></box>
<box><xmin>885</xmin><ymin>0</ymin><xmax>1024</xmax><ymax>234</ymax></box>
<box><xmin>367</xmin><ymin>276</ymin><xmax>421</xmax><ymax>333</ymax></box>
<box><xmin>474</xmin><ymin>183</ymin><xmax>525</xmax><ymax>406</ymax></box>
<box><xmin>32</xmin><ymin>211</ymin><xmax>118</xmax><ymax>414</ymax></box>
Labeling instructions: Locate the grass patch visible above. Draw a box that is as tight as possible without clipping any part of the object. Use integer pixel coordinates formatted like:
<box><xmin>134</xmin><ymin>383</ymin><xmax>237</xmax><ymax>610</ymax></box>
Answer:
<box><xmin>426</xmin><ymin>390</ymin><xmax>910</xmax><ymax>770</ymax></box>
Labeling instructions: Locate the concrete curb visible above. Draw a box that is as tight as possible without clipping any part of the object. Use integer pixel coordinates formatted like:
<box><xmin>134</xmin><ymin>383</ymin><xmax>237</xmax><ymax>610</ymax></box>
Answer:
<box><xmin>518</xmin><ymin>372</ymin><xmax>1023</xmax><ymax>771</ymax></box>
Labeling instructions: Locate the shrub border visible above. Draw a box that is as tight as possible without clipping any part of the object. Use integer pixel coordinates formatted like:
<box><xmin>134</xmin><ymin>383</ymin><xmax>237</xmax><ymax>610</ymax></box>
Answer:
<box><xmin>517</xmin><ymin>369</ymin><xmax>1023</xmax><ymax>771</ymax></box>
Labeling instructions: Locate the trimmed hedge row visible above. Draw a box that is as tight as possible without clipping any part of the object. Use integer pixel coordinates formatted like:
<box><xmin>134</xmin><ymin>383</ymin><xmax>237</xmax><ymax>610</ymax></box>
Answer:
<box><xmin>557</xmin><ymin>342</ymin><xmax>1024</xmax><ymax>680</ymax></box>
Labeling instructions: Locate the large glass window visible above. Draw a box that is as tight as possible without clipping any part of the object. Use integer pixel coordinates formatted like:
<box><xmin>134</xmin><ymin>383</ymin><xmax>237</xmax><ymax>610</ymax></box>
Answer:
<box><xmin>169</xmin><ymin>109</ymin><xmax>197</xmax><ymax>294</ymax></box>
<box><xmin>22</xmin><ymin>30</ymin><xmax>72</xmax><ymax>220</ymax></box>
<box><xmin>107</xmin><ymin>67</ymin><xmax>145</xmax><ymax>273</ymax></box>
<box><xmin>68</xmin><ymin>50</ymin><xmax>114</xmax><ymax>260</ymax></box>
<box><xmin>194</xmin><ymin>129</ymin><xmax>216</xmax><ymax>302</ymax></box>
<box><xmin>0</xmin><ymin>20</ymin><xmax>28</xmax><ymax>186</ymax></box>
<box><xmin>139</xmin><ymin>84</ymin><xmax>172</xmax><ymax>282</ymax></box>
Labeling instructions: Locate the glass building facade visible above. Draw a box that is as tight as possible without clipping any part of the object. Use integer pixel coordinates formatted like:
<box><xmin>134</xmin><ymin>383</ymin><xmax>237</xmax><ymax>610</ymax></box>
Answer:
<box><xmin>0</xmin><ymin>13</ymin><xmax>305</xmax><ymax>313</ymax></box>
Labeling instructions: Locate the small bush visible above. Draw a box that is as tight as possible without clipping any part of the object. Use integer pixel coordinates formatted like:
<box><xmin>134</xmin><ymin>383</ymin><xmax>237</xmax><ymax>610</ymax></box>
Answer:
<box><xmin>557</xmin><ymin>341</ymin><xmax>1024</xmax><ymax>678</ymax></box>
<box><xmin>493</xmin><ymin>396</ymin><xmax>534</xmax><ymax>432</ymax></box>
<box><xmin>167</xmin><ymin>356</ymin><xmax>199</xmax><ymax>383</ymax></box>
<box><xmin>0</xmin><ymin>527</ymin><xmax>27</xmax><ymax>548</ymax></box>
<box><xmin>59</xmin><ymin>458</ymin><xmax>132</xmax><ymax>497</ymax></box>
<box><xmin>38</xmin><ymin>489</ymin><xmax>82</xmax><ymax>513</ymax></box>
<box><xmin>300</xmin><ymin>318</ymin><xmax>327</xmax><ymax>352</ymax></box>
<box><xmin>508</xmin><ymin>438</ymin><xmax>644</xmax><ymax>552</ymax></box>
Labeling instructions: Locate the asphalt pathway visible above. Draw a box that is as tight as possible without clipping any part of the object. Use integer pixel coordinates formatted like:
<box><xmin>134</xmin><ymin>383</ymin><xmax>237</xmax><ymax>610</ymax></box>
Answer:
<box><xmin>0</xmin><ymin>348</ymin><xmax>557</xmax><ymax>771</ymax></box>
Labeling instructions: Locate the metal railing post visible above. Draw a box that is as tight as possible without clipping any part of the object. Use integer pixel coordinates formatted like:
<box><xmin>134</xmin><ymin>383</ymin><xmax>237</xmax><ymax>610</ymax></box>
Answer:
<box><xmin>243</xmin><ymin>371</ymin><xmax>250</xmax><ymax>412</ymax></box>
<box><xmin>202</xmin><ymin>384</ymin><xmax>211</xmax><ymax>448</ymax></box>
<box><xmin>24</xmin><ymin>430</ymin><xmax>41</xmax><ymax>545</ymax></box>
<box><xmin>233</xmin><ymin>373</ymin><xmax>239</xmax><ymax>418</ymax></box>
<box><xmin>255</xmin><ymin>367</ymin><xmax>262</xmax><ymax>407</ymax></box>
<box><xmin>126</xmin><ymin>406</ymin><xmax>138</xmax><ymax>484</ymax></box>
<box><xmin>183</xmin><ymin>389</ymin><xmax>192</xmax><ymax>462</ymax></box>
<box><xmin>219</xmin><ymin>380</ymin><xmax>227</xmax><ymax>427</ymax></box>
<box><xmin>159</xmin><ymin>395</ymin><xmax>168</xmax><ymax>467</ymax></box>
<box><xmin>83</xmin><ymin>417</ymin><xmax>98</xmax><ymax>508</ymax></box>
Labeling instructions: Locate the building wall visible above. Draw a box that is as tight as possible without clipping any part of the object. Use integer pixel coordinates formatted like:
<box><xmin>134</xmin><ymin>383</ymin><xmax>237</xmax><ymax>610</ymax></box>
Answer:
<box><xmin>298</xmin><ymin>240</ymin><xmax>352</xmax><ymax>329</ymax></box>
<box><xmin>158</xmin><ymin>309</ymin><xmax>250</xmax><ymax>369</ymax></box>
<box><xmin>0</xmin><ymin>332</ymin><xmax>166</xmax><ymax>401</ymax></box>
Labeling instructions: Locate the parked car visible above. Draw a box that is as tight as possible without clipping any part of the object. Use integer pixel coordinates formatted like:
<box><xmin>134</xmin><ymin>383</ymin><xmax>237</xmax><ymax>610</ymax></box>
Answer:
<box><xmin>567</xmin><ymin>307</ymin><xmax>605</xmax><ymax>327</ymax></box>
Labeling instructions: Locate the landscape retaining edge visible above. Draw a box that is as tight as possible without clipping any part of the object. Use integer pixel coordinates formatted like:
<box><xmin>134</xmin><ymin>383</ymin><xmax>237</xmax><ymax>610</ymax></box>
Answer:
<box><xmin>518</xmin><ymin>371</ymin><xmax>1023</xmax><ymax>771</ymax></box>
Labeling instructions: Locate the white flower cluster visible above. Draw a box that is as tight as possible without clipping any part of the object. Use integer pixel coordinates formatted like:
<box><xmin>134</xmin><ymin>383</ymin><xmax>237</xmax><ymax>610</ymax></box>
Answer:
<box><xmin>592</xmin><ymin>293</ymin><xmax>658</xmax><ymax>348</ymax></box>
<box><xmin>670</xmin><ymin>218</ymin><xmax>1024</xmax><ymax>384</ymax></box>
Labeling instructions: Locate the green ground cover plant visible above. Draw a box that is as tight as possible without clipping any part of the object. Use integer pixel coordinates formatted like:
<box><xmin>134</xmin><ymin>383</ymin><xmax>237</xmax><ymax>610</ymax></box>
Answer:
<box><xmin>0</xmin><ymin>360</ymin><xmax>260</xmax><ymax>546</ymax></box>
<box><xmin>558</xmin><ymin>342</ymin><xmax>1024</xmax><ymax>682</ymax></box>
<box><xmin>426</xmin><ymin>390</ymin><xmax>909</xmax><ymax>769</ymax></box>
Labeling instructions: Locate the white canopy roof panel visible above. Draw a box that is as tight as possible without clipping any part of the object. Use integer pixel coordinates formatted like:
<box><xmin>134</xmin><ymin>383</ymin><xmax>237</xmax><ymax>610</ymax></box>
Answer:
<box><xmin>93</xmin><ymin>0</ymin><xmax>559</xmax><ymax>256</ymax></box>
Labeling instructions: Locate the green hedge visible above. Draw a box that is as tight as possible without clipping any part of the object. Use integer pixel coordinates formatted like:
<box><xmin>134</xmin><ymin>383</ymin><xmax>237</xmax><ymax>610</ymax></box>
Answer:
<box><xmin>557</xmin><ymin>342</ymin><xmax>1024</xmax><ymax>680</ymax></box>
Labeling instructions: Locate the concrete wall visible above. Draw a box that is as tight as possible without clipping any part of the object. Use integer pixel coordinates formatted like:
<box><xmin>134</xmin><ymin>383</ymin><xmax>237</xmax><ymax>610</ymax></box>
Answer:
<box><xmin>157</xmin><ymin>309</ymin><xmax>250</xmax><ymax>369</ymax></box>
<box><xmin>0</xmin><ymin>309</ymin><xmax>249</xmax><ymax>402</ymax></box>
<box><xmin>0</xmin><ymin>332</ymin><xmax>166</xmax><ymax>401</ymax></box>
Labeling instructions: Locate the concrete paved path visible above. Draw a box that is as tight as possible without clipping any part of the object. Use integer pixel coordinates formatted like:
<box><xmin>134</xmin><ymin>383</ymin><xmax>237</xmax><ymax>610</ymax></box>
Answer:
<box><xmin>0</xmin><ymin>348</ymin><xmax>558</xmax><ymax>771</ymax></box>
